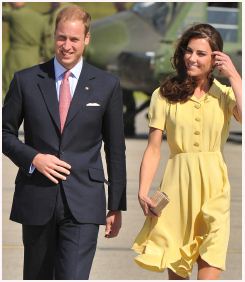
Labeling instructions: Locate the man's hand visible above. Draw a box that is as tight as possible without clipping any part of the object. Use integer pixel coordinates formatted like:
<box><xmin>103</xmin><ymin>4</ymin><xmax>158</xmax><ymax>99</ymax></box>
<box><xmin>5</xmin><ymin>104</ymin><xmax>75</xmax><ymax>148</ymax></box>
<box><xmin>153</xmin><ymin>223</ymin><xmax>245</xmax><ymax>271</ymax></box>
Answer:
<box><xmin>105</xmin><ymin>210</ymin><xmax>122</xmax><ymax>238</ymax></box>
<box><xmin>32</xmin><ymin>153</ymin><xmax>71</xmax><ymax>184</ymax></box>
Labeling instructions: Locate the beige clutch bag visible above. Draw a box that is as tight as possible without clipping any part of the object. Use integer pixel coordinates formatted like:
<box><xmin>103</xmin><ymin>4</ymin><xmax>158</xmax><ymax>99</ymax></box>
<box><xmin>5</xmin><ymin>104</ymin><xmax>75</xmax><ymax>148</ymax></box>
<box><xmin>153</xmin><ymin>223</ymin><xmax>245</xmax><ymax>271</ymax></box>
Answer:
<box><xmin>150</xmin><ymin>190</ymin><xmax>170</xmax><ymax>216</ymax></box>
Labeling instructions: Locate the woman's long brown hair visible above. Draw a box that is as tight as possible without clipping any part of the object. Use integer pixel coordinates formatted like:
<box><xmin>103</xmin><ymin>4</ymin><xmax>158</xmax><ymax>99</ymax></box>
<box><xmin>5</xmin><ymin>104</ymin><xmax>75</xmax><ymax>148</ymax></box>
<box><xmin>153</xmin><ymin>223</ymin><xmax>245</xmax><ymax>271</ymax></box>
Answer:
<box><xmin>160</xmin><ymin>23</ymin><xmax>223</xmax><ymax>103</ymax></box>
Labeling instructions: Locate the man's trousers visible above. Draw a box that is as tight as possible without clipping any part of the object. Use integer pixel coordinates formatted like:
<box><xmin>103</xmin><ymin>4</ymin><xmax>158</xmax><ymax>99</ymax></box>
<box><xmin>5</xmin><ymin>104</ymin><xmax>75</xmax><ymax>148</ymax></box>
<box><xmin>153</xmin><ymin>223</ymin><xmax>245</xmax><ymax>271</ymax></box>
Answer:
<box><xmin>22</xmin><ymin>185</ymin><xmax>99</xmax><ymax>280</ymax></box>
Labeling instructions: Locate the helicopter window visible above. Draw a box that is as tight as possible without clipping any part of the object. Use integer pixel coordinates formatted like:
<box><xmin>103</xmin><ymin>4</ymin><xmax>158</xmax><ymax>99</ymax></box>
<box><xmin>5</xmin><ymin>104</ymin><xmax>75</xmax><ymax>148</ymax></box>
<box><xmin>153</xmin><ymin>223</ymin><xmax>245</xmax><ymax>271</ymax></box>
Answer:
<box><xmin>207</xmin><ymin>4</ymin><xmax>239</xmax><ymax>42</ymax></box>
<box><xmin>208</xmin><ymin>2</ymin><xmax>238</xmax><ymax>8</ymax></box>
<box><xmin>132</xmin><ymin>3</ymin><xmax>178</xmax><ymax>35</ymax></box>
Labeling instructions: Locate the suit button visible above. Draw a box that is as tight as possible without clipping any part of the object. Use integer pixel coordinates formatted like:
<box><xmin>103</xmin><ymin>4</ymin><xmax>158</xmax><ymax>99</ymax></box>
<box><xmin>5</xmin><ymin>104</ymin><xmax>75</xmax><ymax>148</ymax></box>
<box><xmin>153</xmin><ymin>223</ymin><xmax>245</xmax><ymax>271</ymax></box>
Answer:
<box><xmin>194</xmin><ymin>104</ymin><xmax>201</xmax><ymax>109</ymax></box>
<box><xmin>194</xmin><ymin>131</ymin><xmax>200</xmax><ymax>135</ymax></box>
<box><xmin>194</xmin><ymin>142</ymin><xmax>199</xmax><ymax>147</ymax></box>
<box><xmin>195</xmin><ymin>117</ymin><xmax>201</xmax><ymax>121</ymax></box>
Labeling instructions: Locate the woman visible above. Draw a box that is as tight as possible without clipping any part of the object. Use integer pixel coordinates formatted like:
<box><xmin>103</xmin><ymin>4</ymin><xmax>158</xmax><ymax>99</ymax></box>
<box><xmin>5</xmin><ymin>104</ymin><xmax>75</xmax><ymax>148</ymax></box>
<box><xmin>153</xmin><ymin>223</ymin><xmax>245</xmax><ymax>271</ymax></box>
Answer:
<box><xmin>132</xmin><ymin>23</ymin><xmax>242</xmax><ymax>280</ymax></box>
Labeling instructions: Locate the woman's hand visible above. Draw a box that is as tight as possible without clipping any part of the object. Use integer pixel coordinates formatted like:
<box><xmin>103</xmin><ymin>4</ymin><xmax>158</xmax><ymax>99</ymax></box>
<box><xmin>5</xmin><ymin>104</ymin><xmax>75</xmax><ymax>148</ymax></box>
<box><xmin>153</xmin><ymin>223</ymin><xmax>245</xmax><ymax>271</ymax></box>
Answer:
<box><xmin>212</xmin><ymin>51</ymin><xmax>240</xmax><ymax>79</ymax></box>
<box><xmin>138</xmin><ymin>193</ymin><xmax>157</xmax><ymax>217</ymax></box>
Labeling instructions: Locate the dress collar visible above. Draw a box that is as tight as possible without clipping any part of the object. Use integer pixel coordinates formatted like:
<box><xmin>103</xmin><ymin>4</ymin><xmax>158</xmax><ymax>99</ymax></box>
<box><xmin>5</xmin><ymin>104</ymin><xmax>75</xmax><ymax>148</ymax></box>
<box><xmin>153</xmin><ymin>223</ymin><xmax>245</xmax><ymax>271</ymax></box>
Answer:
<box><xmin>190</xmin><ymin>79</ymin><xmax>221</xmax><ymax>103</ymax></box>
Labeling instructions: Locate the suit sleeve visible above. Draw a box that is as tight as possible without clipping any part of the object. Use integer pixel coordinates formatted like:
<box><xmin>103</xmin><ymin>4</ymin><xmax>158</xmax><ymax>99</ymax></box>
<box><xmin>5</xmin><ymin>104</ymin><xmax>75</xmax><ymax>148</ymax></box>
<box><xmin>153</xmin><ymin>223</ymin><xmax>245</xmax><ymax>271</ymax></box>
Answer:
<box><xmin>2</xmin><ymin>73</ymin><xmax>39</xmax><ymax>174</ymax></box>
<box><xmin>102</xmin><ymin>78</ymin><xmax>127</xmax><ymax>211</ymax></box>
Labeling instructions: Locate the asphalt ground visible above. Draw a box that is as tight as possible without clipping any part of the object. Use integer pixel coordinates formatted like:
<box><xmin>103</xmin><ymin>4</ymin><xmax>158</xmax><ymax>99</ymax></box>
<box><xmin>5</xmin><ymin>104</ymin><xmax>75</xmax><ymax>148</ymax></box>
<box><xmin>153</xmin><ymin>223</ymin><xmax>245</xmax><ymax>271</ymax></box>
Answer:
<box><xmin>2</xmin><ymin>110</ymin><xmax>242</xmax><ymax>280</ymax></box>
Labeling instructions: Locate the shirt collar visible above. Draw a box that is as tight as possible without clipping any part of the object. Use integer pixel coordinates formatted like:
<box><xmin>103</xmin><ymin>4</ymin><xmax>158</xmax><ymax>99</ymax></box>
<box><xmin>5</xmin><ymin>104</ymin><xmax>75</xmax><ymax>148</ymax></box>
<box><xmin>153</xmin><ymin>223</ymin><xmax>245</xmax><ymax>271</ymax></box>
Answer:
<box><xmin>54</xmin><ymin>57</ymin><xmax>83</xmax><ymax>80</ymax></box>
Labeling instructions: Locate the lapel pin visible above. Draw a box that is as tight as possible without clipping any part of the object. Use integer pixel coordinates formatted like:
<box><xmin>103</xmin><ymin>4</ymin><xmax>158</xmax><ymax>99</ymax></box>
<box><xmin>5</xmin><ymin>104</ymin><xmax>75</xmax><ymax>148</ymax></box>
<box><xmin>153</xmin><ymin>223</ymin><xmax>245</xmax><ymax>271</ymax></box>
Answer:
<box><xmin>85</xmin><ymin>86</ymin><xmax>90</xmax><ymax>91</ymax></box>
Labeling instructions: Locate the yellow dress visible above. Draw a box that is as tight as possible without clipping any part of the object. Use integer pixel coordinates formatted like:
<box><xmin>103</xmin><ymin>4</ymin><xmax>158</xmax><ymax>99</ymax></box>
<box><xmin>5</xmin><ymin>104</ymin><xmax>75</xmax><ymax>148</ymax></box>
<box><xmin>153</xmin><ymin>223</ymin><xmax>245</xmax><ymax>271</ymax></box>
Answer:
<box><xmin>132</xmin><ymin>79</ymin><xmax>238</xmax><ymax>278</ymax></box>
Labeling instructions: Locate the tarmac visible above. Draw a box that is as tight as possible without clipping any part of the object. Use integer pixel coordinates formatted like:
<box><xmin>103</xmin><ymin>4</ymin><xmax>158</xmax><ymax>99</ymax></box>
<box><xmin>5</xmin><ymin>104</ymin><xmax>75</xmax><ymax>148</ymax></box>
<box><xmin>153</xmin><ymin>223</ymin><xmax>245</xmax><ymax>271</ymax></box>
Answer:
<box><xmin>2</xmin><ymin>108</ymin><xmax>242</xmax><ymax>280</ymax></box>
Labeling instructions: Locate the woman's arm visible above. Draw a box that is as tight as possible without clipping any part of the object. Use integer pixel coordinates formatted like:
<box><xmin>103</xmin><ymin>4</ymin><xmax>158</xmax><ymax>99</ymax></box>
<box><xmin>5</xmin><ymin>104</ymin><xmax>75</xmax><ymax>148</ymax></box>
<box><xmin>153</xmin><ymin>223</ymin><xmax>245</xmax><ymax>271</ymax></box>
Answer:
<box><xmin>138</xmin><ymin>127</ymin><xmax>163</xmax><ymax>216</ymax></box>
<box><xmin>213</xmin><ymin>51</ymin><xmax>242</xmax><ymax>122</ymax></box>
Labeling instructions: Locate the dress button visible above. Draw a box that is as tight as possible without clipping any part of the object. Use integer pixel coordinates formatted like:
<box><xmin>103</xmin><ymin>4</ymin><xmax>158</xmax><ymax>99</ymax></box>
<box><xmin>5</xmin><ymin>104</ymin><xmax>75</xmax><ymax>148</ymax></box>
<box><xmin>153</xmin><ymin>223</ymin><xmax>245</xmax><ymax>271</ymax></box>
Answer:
<box><xmin>194</xmin><ymin>142</ymin><xmax>199</xmax><ymax>147</ymax></box>
<box><xmin>194</xmin><ymin>104</ymin><xmax>201</xmax><ymax>109</ymax></box>
<box><xmin>194</xmin><ymin>131</ymin><xmax>200</xmax><ymax>135</ymax></box>
<box><xmin>195</xmin><ymin>117</ymin><xmax>201</xmax><ymax>121</ymax></box>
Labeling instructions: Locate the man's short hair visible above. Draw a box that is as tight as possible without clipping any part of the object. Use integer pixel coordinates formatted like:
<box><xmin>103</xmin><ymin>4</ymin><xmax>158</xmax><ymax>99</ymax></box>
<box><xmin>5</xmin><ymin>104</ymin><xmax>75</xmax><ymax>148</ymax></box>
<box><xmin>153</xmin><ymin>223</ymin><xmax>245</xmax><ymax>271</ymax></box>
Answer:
<box><xmin>55</xmin><ymin>5</ymin><xmax>91</xmax><ymax>35</ymax></box>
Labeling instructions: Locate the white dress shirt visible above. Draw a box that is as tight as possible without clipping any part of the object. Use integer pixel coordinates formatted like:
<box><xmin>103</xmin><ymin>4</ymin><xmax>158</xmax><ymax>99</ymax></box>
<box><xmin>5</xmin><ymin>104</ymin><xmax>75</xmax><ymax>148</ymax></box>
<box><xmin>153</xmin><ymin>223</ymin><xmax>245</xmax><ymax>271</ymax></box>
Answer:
<box><xmin>54</xmin><ymin>56</ymin><xmax>83</xmax><ymax>100</ymax></box>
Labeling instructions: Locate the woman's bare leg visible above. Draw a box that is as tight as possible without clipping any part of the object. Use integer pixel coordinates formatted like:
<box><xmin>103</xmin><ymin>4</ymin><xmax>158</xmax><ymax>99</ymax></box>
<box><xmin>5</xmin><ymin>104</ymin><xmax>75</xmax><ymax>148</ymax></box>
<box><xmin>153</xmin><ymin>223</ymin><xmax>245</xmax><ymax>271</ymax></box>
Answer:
<box><xmin>168</xmin><ymin>269</ymin><xmax>189</xmax><ymax>280</ymax></box>
<box><xmin>197</xmin><ymin>257</ymin><xmax>222</xmax><ymax>280</ymax></box>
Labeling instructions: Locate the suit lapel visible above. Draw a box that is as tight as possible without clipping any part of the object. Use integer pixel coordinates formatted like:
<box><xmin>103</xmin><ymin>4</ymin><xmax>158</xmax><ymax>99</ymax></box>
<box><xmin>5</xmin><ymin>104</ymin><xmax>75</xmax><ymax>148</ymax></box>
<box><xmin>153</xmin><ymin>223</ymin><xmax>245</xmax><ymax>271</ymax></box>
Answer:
<box><xmin>37</xmin><ymin>59</ymin><xmax>61</xmax><ymax>131</ymax></box>
<box><xmin>36</xmin><ymin>60</ymin><xmax>96</xmax><ymax>133</ymax></box>
<box><xmin>65</xmin><ymin>61</ymin><xmax>95</xmax><ymax>128</ymax></box>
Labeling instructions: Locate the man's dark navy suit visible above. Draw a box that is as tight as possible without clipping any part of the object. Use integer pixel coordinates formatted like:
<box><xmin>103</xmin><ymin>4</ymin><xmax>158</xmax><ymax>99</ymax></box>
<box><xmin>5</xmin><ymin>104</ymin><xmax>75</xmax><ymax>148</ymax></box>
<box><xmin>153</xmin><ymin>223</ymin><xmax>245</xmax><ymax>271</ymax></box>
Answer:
<box><xmin>2</xmin><ymin>59</ymin><xmax>126</xmax><ymax>278</ymax></box>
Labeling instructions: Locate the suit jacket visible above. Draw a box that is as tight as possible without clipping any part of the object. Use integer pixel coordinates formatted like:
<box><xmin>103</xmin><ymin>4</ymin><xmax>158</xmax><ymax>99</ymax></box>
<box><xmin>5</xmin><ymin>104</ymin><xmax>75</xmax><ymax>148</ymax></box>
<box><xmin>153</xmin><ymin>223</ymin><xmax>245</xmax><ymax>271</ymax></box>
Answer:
<box><xmin>2</xmin><ymin>59</ymin><xmax>127</xmax><ymax>225</ymax></box>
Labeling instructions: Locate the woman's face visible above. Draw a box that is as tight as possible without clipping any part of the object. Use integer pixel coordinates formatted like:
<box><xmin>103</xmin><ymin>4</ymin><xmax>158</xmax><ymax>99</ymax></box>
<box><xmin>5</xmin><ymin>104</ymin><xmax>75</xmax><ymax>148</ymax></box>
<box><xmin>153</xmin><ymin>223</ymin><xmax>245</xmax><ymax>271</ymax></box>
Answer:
<box><xmin>183</xmin><ymin>37</ymin><xmax>214</xmax><ymax>80</ymax></box>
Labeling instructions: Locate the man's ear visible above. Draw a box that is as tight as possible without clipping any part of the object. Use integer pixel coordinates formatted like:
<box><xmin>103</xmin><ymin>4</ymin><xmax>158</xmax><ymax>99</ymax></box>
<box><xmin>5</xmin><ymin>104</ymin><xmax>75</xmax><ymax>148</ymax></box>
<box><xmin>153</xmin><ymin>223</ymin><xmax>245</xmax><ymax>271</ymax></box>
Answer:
<box><xmin>85</xmin><ymin>32</ymin><xmax>90</xmax><ymax>46</ymax></box>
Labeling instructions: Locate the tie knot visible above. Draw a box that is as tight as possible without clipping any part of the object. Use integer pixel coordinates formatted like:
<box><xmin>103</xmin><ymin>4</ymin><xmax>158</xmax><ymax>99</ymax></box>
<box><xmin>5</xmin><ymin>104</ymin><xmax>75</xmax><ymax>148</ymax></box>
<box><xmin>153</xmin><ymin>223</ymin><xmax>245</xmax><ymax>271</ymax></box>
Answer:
<box><xmin>63</xmin><ymin>70</ymin><xmax>71</xmax><ymax>80</ymax></box>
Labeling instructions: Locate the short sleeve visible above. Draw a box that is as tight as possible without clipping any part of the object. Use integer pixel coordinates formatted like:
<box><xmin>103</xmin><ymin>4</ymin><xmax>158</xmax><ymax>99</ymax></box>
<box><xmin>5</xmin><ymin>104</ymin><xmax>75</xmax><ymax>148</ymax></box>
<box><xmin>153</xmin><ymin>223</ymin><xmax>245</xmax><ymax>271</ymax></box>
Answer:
<box><xmin>225</xmin><ymin>87</ymin><xmax>236</xmax><ymax>117</ymax></box>
<box><xmin>148</xmin><ymin>88</ymin><xmax>168</xmax><ymax>131</ymax></box>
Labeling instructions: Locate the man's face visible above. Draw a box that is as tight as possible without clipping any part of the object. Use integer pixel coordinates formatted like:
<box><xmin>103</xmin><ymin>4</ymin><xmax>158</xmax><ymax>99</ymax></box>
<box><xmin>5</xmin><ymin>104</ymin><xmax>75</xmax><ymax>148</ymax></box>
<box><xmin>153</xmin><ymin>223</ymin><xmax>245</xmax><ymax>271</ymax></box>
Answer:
<box><xmin>55</xmin><ymin>20</ymin><xmax>90</xmax><ymax>69</ymax></box>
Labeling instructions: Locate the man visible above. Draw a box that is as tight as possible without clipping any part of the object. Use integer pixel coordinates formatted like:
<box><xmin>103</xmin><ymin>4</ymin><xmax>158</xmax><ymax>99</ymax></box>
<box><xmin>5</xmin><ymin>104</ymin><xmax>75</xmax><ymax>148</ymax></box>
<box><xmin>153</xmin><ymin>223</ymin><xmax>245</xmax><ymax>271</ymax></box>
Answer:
<box><xmin>2</xmin><ymin>2</ymin><xmax>47</xmax><ymax>95</ymax></box>
<box><xmin>2</xmin><ymin>5</ymin><xmax>126</xmax><ymax>280</ymax></box>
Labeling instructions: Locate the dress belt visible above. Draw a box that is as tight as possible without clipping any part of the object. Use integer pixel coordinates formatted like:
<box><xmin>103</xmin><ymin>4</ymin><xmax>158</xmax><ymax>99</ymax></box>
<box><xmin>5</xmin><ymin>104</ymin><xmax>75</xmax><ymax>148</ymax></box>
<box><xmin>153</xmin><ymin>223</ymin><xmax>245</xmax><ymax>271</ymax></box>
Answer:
<box><xmin>169</xmin><ymin>151</ymin><xmax>222</xmax><ymax>158</ymax></box>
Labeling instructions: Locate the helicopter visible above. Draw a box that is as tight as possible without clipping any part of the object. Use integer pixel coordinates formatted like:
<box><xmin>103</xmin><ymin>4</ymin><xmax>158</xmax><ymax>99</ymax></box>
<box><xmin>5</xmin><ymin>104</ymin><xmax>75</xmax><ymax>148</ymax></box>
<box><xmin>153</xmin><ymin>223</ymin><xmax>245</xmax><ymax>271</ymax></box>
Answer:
<box><xmin>85</xmin><ymin>2</ymin><xmax>242</xmax><ymax>136</ymax></box>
